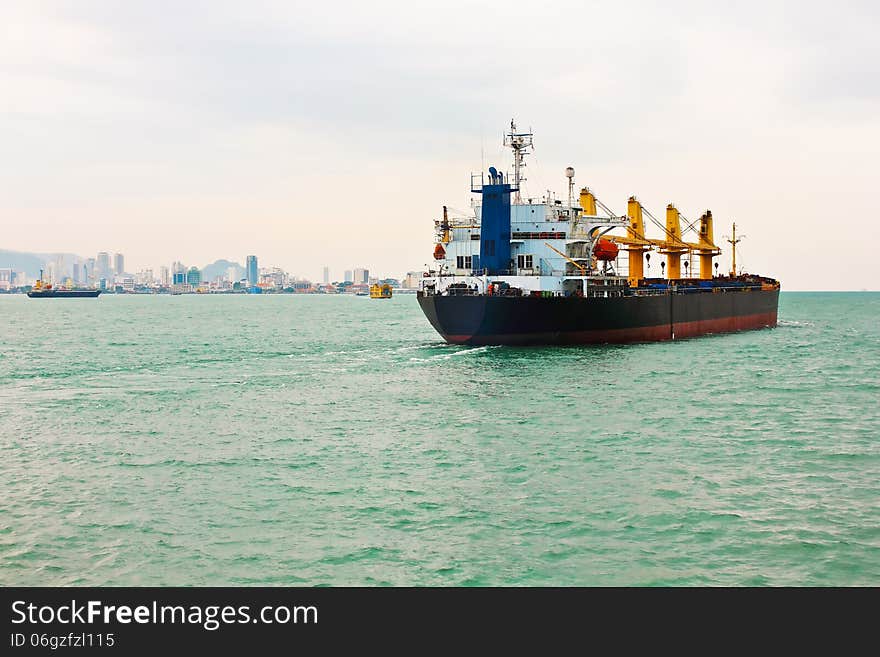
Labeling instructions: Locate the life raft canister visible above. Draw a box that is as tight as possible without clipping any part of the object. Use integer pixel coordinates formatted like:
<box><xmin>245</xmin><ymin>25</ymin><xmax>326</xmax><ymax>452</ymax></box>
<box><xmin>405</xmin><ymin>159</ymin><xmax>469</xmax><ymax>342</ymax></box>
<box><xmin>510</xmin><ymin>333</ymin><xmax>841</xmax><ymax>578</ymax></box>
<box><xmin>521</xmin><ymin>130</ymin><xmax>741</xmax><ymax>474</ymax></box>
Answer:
<box><xmin>593</xmin><ymin>238</ymin><xmax>619</xmax><ymax>261</ymax></box>
<box><xmin>433</xmin><ymin>243</ymin><xmax>446</xmax><ymax>260</ymax></box>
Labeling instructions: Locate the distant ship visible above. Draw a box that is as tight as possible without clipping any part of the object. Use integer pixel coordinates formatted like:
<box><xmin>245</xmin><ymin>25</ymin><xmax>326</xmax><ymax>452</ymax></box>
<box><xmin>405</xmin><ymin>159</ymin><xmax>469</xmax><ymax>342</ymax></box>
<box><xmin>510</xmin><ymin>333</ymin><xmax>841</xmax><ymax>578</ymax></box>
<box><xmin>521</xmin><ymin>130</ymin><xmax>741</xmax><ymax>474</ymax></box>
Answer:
<box><xmin>27</xmin><ymin>270</ymin><xmax>102</xmax><ymax>298</ymax></box>
<box><xmin>417</xmin><ymin>121</ymin><xmax>779</xmax><ymax>345</ymax></box>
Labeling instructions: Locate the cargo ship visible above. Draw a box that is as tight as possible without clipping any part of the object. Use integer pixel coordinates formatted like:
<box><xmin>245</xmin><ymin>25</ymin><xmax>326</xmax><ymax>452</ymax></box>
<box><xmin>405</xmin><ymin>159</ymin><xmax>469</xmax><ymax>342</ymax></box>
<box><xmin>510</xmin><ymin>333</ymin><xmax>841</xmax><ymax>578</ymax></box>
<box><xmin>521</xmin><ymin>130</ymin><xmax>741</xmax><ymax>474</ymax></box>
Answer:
<box><xmin>27</xmin><ymin>271</ymin><xmax>101</xmax><ymax>298</ymax></box>
<box><xmin>417</xmin><ymin>121</ymin><xmax>779</xmax><ymax>345</ymax></box>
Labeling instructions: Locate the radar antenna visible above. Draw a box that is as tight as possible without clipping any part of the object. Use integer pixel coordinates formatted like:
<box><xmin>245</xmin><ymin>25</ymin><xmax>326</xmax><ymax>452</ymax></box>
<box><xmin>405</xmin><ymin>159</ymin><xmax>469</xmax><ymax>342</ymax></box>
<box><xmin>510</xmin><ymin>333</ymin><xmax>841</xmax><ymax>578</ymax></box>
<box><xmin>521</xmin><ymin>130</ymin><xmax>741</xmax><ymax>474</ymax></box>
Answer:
<box><xmin>503</xmin><ymin>119</ymin><xmax>533</xmax><ymax>204</ymax></box>
<box><xmin>565</xmin><ymin>167</ymin><xmax>575</xmax><ymax>208</ymax></box>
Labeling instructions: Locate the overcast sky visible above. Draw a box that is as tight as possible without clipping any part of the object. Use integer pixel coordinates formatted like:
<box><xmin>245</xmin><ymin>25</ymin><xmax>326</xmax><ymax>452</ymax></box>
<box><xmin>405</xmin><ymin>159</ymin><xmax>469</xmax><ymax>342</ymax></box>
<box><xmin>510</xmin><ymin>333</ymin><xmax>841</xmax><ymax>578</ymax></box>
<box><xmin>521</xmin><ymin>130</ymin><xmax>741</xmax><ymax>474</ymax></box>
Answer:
<box><xmin>2</xmin><ymin>0</ymin><xmax>878</xmax><ymax>289</ymax></box>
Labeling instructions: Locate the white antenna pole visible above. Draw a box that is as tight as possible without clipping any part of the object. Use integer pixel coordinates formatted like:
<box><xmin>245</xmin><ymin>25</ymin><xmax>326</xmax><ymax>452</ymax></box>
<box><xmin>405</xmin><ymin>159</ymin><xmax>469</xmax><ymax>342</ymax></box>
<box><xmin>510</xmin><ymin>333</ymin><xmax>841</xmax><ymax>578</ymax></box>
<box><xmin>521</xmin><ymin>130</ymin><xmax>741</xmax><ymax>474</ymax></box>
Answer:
<box><xmin>565</xmin><ymin>167</ymin><xmax>575</xmax><ymax>208</ymax></box>
<box><xmin>504</xmin><ymin>119</ymin><xmax>533</xmax><ymax>204</ymax></box>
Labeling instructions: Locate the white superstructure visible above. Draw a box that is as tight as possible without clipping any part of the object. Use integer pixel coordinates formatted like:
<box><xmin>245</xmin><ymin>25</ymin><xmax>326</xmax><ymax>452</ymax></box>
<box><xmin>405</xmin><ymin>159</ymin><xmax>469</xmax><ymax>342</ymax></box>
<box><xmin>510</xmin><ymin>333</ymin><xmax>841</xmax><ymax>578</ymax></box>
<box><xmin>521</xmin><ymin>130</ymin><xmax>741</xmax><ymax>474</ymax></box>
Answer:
<box><xmin>422</xmin><ymin>121</ymin><xmax>629</xmax><ymax>298</ymax></box>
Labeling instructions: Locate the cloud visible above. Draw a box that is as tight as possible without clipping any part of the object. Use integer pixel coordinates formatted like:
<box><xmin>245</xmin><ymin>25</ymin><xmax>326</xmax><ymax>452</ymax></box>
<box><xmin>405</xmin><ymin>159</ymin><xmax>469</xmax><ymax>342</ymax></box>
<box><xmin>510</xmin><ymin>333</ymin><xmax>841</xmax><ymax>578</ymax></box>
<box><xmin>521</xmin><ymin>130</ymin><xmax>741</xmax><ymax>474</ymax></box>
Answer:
<box><xmin>1</xmin><ymin>0</ymin><xmax>878</xmax><ymax>288</ymax></box>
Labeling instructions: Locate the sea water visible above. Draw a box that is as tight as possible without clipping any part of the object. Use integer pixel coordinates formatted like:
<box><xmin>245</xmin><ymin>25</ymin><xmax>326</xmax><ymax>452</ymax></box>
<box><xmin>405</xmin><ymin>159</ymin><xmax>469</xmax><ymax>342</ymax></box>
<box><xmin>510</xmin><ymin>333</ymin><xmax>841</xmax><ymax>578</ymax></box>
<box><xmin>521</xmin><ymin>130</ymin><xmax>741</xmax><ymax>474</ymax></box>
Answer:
<box><xmin>0</xmin><ymin>292</ymin><xmax>877</xmax><ymax>585</ymax></box>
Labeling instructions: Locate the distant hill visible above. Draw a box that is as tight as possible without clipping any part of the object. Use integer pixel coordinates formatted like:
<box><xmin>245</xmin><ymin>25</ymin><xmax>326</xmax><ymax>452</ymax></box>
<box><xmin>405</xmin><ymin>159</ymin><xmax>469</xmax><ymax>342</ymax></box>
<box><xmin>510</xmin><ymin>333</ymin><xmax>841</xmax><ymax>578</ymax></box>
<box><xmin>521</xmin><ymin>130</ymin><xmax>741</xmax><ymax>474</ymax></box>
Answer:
<box><xmin>202</xmin><ymin>259</ymin><xmax>245</xmax><ymax>282</ymax></box>
<box><xmin>0</xmin><ymin>249</ymin><xmax>85</xmax><ymax>278</ymax></box>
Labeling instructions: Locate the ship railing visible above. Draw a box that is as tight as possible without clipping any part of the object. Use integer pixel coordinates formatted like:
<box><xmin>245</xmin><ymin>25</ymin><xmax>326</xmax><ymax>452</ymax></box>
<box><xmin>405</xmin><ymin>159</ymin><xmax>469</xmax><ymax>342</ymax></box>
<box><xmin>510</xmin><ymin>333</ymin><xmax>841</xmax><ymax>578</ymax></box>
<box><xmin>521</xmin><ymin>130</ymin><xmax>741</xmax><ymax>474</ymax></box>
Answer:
<box><xmin>470</xmin><ymin>172</ymin><xmax>518</xmax><ymax>193</ymax></box>
<box><xmin>443</xmin><ymin>286</ymin><xmax>481</xmax><ymax>296</ymax></box>
<box><xmin>629</xmin><ymin>288</ymin><xmax>669</xmax><ymax>296</ymax></box>
<box><xmin>630</xmin><ymin>284</ymin><xmax>767</xmax><ymax>296</ymax></box>
<box><xmin>469</xmin><ymin>268</ymin><xmax>519</xmax><ymax>277</ymax></box>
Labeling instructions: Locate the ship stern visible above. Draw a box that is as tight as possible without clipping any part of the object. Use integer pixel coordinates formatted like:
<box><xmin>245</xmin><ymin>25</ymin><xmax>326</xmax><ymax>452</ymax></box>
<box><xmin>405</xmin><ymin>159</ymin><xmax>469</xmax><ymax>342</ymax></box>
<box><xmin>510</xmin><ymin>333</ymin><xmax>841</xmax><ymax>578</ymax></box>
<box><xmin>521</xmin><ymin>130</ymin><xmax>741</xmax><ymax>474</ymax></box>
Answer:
<box><xmin>417</xmin><ymin>293</ymin><xmax>487</xmax><ymax>344</ymax></box>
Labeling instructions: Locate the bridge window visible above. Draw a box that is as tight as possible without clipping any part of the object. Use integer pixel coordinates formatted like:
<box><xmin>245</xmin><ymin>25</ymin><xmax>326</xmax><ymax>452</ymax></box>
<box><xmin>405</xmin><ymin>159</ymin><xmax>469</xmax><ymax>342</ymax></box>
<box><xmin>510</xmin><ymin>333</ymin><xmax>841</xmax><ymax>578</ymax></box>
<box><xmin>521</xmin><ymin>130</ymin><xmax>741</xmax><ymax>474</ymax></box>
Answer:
<box><xmin>456</xmin><ymin>255</ymin><xmax>472</xmax><ymax>269</ymax></box>
<box><xmin>512</xmin><ymin>232</ymin><xmax>566</xmax><ymax>240</ymax></box>
<box><xmin>517</xmin><ymin>254</ymin><xmax>533</xmax><ymax>269</ymax></box>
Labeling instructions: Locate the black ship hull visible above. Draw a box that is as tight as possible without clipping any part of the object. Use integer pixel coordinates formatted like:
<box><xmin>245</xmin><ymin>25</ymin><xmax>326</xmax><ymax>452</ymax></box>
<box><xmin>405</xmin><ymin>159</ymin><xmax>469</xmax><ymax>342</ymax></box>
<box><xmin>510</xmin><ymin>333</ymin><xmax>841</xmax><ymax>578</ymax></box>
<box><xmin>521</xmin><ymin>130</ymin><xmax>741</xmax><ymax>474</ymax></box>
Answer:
<box><xmin>418</xmin><ymin>288</ymin><xmax>779</xmax><ymax>345</ymax></box>
<box><xmin>27</xmin><ymin>290</ymin><xmax>102</xmax><ymax>298</ymax></box>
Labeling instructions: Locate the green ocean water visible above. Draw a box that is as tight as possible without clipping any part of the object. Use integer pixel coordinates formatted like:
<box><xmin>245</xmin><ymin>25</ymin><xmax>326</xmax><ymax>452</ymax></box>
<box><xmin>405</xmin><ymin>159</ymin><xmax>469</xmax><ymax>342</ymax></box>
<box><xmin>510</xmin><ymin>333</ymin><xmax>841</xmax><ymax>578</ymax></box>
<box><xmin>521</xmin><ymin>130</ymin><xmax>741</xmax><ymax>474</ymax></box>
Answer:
<box><xmin>0</xmin><ymin>292</ymin><xmax>877</xmax><ymax>586</ymax></box>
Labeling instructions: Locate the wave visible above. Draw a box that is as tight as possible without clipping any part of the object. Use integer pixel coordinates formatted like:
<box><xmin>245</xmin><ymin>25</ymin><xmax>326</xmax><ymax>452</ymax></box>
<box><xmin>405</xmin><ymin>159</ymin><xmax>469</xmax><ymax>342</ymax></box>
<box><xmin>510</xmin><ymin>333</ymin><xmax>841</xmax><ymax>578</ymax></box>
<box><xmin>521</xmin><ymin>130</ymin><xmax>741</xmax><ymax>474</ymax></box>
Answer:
<box><xmin>408</xmin><ymin>345</ymin><xmax>500</xmax><ymax>362</ymax></box>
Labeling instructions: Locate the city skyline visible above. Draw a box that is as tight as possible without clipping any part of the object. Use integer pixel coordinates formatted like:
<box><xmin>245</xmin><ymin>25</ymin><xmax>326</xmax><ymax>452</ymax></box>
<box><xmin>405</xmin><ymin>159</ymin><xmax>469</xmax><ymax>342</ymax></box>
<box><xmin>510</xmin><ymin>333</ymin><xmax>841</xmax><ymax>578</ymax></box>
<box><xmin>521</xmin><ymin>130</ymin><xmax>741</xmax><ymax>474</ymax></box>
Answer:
<box><xmin>0</xmin><ymin>244</ymin><xmax>413</xmax><ymax>294</ymax></box>
<box><xmin>0</xmin><ymin>246</ymin><xmax>400</xmax><ymax>285</ymax></box>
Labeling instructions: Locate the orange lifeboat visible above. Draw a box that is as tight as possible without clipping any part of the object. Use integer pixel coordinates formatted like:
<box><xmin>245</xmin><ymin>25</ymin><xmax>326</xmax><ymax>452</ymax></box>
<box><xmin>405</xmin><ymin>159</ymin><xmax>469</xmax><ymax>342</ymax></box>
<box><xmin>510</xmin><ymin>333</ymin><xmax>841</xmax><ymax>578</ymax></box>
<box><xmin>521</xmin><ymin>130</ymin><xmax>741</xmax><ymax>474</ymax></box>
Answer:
<box><xmin>593</xmin><ymin>238</ymin><xmax>619</xmax><ymax>261</ymax></box>
<box><xmin>433</xmin><ymin>243</ymin><xmax>446</xmax><ymax>260</ymax></box>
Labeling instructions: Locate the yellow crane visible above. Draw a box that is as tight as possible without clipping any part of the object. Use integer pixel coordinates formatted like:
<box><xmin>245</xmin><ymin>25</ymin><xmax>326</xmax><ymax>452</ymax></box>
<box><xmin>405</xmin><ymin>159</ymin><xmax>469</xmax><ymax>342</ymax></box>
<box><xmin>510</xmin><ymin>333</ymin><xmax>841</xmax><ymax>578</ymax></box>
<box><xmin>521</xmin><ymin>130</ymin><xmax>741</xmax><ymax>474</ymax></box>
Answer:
<box><xmin>579</xmin><ymin>191</ymin><xmax>721</xmax><ymax>285</ymax></box>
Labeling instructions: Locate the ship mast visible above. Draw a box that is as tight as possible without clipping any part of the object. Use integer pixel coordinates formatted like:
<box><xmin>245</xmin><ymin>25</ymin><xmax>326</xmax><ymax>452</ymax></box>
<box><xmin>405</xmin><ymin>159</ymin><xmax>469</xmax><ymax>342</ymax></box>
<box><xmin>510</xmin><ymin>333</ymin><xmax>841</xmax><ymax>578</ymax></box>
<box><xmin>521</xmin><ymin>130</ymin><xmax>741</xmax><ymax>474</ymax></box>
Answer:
<box><xmin>503</xmin><ymin>119</ymin><xmax>533</xmax><ymax>204</ymax></box>
<box><xmin>727</xmin><ymin>222</ymin><xmax>743</xmax><ymax>276</ymax></box>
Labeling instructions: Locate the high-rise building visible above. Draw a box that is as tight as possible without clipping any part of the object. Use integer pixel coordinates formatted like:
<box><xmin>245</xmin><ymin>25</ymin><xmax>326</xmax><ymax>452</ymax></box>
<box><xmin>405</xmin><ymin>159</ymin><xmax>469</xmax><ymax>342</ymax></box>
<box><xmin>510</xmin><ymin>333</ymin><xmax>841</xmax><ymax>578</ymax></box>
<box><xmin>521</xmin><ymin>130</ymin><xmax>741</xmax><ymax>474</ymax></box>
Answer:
<box><xmin>404</xmin><ymin>271</ymin><xmax>423</xmax><ymax>289</ymax></box>
<box><xmin>97</xmin><ymin>252</ymin><xmax>110</xmax><ymax>278</ymax></box>
<box><xmin>85</xmin><ymin>258</ymin><xmax>96</xmax><ymax>283</ymax></box>
<box><xmin>343</xmin><ymin>270</ymin><xmax>352</xmax><ymax>283</ymax></box>
<box><xmin>228</xmin><ymin>266</ymin><xmax>238</xmax><ymax>283</ymax></box>
<box><xmin>186</xmin><ymin>267</ymin><xmax>202</xmax><ymax>287</ymax></box>
<box><xmin>171</xmin><ymin>261</ymin><xmax>186</xmax><ymax>285</ymax></box>
<box><xmin>323</xmin><ymin>266</ymin><xmax>329</xmax><ymax>284</ymax></box>
<box><xmin>264</xmin><ymin>267</ymin><xmax>286</xmax><ymax>289</ymax></box>
<box><xmin>114</xmin><ymin>253</ymin><xmax>124</xmax><ymax>275</ymax></box>
<box><xmin>136</xmin><ymin>269</ymin><xmax>153</xmax><ymax>286</ymax></box>
<box><xmin>159</xmin><ymin>266</ymin><xmax>170</xmax><ymax>286</ymax></box>
<box><xmin>353</xmin><ymin>267</ymin><xmax>369</xmax><ymax>284</ymax></box>
<box><xmin>72</xmin><ymin>263</ymin><xmax>81</xmax><ymax>284</ymax></box>
<box><xmin>53</xmin><ymin>256</ymin><xmax>67</xmax><ymax>283</ymax></box>
<box><xmin>246</xmin><ymin>255</ymin><xmax>258</xmax><ymax>287</ymax></box>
